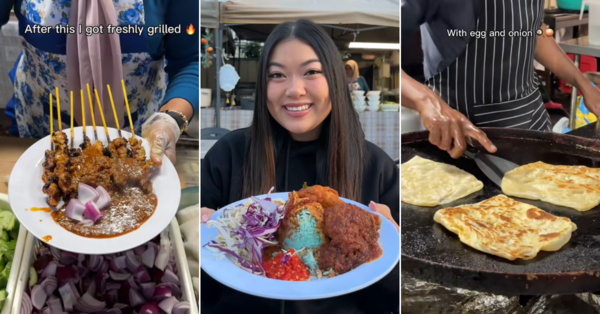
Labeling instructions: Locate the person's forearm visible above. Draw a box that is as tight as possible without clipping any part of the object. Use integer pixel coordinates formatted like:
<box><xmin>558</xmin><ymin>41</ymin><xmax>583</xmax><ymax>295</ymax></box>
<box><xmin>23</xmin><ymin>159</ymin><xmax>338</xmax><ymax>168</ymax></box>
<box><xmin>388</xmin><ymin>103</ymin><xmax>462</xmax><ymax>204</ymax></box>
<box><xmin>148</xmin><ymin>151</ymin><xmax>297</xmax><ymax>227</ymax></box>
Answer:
<box><xmin>401</xmin><ymin>70</ymin><xmax>427</xmax><ymax>111</ymax></box>
<box><xmin>535</xmin><ymin>24</ymin><xmax>592</xmax><ymax>93</ymax></box>
<box><xmin>160</xmin><ymin>98</ymin><xmax>193</xmax><ymax>121</ymax></box>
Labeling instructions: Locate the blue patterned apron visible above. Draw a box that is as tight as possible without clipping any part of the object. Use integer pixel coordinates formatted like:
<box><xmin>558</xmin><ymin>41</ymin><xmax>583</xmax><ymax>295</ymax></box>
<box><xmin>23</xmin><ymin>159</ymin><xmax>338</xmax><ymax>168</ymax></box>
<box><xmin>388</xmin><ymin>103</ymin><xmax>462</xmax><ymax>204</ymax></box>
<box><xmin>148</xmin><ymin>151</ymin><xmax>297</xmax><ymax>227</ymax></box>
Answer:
<box><xmin>6</xmin><ymin>0</ymin><xmax>167</xmax><ymax>138</ymax></box>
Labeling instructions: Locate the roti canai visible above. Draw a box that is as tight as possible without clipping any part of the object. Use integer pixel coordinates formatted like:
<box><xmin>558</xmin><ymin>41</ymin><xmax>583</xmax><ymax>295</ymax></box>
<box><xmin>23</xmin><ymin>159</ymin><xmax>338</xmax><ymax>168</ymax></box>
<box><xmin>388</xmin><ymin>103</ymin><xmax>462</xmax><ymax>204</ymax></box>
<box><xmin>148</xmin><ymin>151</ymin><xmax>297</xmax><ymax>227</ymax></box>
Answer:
<box><xmin>434</xmin><ymin>195</ymin><xmax>577</xmax><ymax>261</ymax></box>
<box><xmin>501</xmin><ymin>161</ymin><xmax>600</xmax><ymax>211</ymax></box>
<box><xmin>401</xmin><ymin>156</ymin><xmax>483</xmax><ymax>207</ymax></box>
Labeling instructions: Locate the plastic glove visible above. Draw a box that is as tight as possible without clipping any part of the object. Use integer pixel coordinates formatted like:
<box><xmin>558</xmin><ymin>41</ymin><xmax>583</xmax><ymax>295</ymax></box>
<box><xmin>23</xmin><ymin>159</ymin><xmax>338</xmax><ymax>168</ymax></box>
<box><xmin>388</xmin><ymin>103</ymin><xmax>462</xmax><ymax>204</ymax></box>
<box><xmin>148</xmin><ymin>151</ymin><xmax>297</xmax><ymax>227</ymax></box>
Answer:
<box><xmin>142</xmin><ymin>112</ymin><xmax>180</xmax><ymax>167</ymax></box>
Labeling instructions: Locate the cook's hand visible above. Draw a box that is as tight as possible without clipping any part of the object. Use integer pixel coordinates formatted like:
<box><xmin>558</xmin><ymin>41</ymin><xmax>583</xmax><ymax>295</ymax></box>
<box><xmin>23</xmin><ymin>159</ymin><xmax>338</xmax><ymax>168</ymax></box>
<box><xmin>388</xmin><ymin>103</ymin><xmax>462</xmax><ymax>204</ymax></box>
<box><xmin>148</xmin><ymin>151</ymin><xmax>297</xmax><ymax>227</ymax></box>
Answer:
<box><xmin>142</xmin><ymin>112</ymin><xmax>180</xmax><ymax>167</ymax></box>
<box><xmin>369</xmin><ymin>201</ymin><xmax>398</xmax><ymax>233</ymax></box>
<box><xmin>581</xmin><ymin>84</ymin><xmax>600</xmax><ymax>118</ymax></box>
<box><xmin>401</xmin><ymin>73</ymin><xmax>496</xmax><ymax>158</ymax></box>
<box><xmin>201</xmin><ymin>207</ymin><xmax>216</xmax><ymax>223</ymax></box>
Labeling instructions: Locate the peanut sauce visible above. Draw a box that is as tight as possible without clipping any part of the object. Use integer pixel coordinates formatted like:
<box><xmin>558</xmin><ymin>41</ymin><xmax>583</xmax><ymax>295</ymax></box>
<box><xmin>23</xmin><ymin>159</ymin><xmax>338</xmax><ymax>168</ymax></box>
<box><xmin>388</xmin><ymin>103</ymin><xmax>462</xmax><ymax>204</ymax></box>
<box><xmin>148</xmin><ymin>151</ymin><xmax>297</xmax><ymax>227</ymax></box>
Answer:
<box><xmin>42</xmin><ymin>235</ymin><xmax>52</xmax><ymax>242</ymax></box>
<box><xmin>52</xmin><ymin>187</ymin><xmax>157</xmax><ymax>238</ymax></box>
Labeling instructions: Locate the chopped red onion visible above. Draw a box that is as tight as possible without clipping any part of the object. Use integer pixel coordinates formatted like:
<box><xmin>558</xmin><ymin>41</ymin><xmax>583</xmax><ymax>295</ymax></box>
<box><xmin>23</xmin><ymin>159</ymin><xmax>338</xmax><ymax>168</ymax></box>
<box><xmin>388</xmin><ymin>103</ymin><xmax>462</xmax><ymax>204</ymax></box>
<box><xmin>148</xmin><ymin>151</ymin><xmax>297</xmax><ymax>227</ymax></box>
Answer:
<box><xmin>109</xmin><ymin>270</ymin><xmax>131</xmax><ymax>281</ymax></box>
<box><xmin>134</xmin><ymin>265</ymin><xmax>151</xmax><ymax>283</ymax></box>
<box><xmin>84</xmin><ymin>201</ymin><xmax>103</xmax><ymax>223</ymax></box>
<box><xmin>40</xmin><ymin>276</ymin><xmax>58</xmax><ymax>295</ymax></box>
<box><xmin>162</xmin><ymin>269</ymin><xmax>179</xmax><ymax>285</ymax></box>
<box><xmin>65</xmin><ymin>199</ymin><xmax>85</xmax><ymax>221</ymax></box>
<box><xmin>127</xmin><ymin>276</ymin><xmax>140</xmax><ymax>290</ymax></box>
<box><xmin>77</xmin><ymin>183</ymin><xmax>99</xmax><ymax>204</ymax></box>
<box><xmin>41</xmin><ymin>261</ymin><xmax>57</xmax><ymax>278</ymax></box>
<box><xmin>141</xmin><ymin>247</ymin><xmax>156</xmax><ymax>269</ymax></box>
<box><xmin>133</xmin><ymin>245</ymin><xmax>146</xmax><ymax>256</ymax></box>
<box><xmin>172</xmin><ymin>301</ymin><xmax>190</xmax><ymax>314</ymax></box>
<box><xmin>152</xmin><ymin>285</ymin><xmax>172</xmax><ymax>302</ymax></box>
<box><xmin>125</xmin><ymin>251</ymin><xmax>141</xmax><ymax>273</ymax></box>
<box><xmin>158</xmin><ymin>296</ymin><xmax>178</xmax><ymax>314</ymax></box>
<box><xmin>21</xmin><ymin>291</ymin><xmax>33</xmax><ymax>314</ymax></box>
<box><xmin>106</xmin><ymin>281</ymin><xmax>122</xmax><ymax>291</ymax></box>
<box><xmin>140</xmin><ymin>301</ymin><xmax>160</xmax><ymax>314</ymax></box>
<box><xmin>58</xmin><ymin>283</ymin><xmax>76</xmax><ymax>311</ymax></box>
<box><xmin>74</xmin><ymin>292</ymin><xmax>106</xmax><ymax>313</ymax></box>
<box><xmin>31</xmin><ymin>285</ymin><xmax>48</xmax><ymax>310</ymax></box>
<box><xmin>140</xmin><ymin>282</ymin><xmax>156</xmax><ymax>300</ymax></box>
<box><xmin>129</xmin><ymin>289</ymin><xmax>145</xmax><ymax>307</ymax></box>
<box><xmin>110</xmin><ymin>256</ymin><xmax>127</xmax><ymax>272</ymax></box>
<box><xmin>95</xmin><ymin>186</ymin><xmax>112</xmax><ymax>210</ymax></box>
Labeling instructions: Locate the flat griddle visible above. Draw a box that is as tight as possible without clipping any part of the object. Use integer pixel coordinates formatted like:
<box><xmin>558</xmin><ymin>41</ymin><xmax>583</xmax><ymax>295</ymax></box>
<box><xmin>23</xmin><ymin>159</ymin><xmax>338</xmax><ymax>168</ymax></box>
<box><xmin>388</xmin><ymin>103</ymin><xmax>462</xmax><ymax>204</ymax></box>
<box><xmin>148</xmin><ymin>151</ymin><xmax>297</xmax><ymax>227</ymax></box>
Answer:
<box><xmin>401</xmin><ymin>127</ymin><xmax>600</xmax><ymax>296</ymax></box>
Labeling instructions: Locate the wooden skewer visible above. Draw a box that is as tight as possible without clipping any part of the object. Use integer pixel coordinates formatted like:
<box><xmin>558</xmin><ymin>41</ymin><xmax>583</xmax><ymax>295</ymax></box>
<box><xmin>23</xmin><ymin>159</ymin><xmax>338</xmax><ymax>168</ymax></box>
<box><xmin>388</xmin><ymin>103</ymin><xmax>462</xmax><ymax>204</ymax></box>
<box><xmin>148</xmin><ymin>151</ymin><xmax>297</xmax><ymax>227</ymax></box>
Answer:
<box><xmin>121</xmin><ymin>80</ymin><xmax>135</xmax><ymax>139</ymax></box>
<box><xmin>81</xmin><ymin>90</ymin><xmax>86</xmax><ymax>135</ymax></box>
<box><xmin>86</xmin><ymin>84</ymin><xmax>98</xmax><ymax>142</ymax></box>
<box><xmin>55</xmin><ymin>87</ymin><xmax>62</xmax><ymax>131</ymax></box>
<box><xmin>106</xmin><ymin>84</ymin><xmax>122</xmax><ymax>138</ymax></box>
<box><xmin>49</xmin><ymin>93</ymin><xmax>53</xmax><ymax>150</ymax></box>
<box><xmin>93</xmin><ymin>88</ymin><xmax>110</xmax><ymax>142</ymax></box>
<box><xmin>70</xmin><ymin>91</ymin><xmax>74</xmax><ymax>149</ymax></box>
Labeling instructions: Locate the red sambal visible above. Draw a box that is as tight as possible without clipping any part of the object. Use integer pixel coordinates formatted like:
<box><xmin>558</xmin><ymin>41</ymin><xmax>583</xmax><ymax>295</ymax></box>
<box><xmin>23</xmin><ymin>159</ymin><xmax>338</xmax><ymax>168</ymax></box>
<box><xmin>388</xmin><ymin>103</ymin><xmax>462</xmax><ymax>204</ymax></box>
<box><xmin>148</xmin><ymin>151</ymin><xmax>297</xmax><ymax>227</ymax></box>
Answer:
<box><xmin>262</xmin><ymin>249</ymin><xmax>310</xmax><ymax>281</ymax></box>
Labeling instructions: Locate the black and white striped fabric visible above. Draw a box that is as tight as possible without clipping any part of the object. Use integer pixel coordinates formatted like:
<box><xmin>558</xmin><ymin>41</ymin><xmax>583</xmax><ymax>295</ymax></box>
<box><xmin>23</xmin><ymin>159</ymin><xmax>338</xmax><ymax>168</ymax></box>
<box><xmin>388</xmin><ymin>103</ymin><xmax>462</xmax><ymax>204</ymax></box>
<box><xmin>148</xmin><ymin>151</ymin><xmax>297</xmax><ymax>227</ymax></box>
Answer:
<box><xmin>426</xmin><ymin>0</ymin><xmax>552</xmax><ymax>131</ymax></box>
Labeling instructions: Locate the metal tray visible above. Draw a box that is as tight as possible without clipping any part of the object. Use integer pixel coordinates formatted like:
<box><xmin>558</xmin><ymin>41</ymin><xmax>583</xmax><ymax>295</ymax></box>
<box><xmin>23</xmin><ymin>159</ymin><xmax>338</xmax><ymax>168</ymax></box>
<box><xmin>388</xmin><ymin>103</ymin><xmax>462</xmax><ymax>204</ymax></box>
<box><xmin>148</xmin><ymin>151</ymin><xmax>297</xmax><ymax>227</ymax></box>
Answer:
<box><xmin>11</xmin><ymin>219</ymin><xmax>198</xmax><ymax>313</ymax></box>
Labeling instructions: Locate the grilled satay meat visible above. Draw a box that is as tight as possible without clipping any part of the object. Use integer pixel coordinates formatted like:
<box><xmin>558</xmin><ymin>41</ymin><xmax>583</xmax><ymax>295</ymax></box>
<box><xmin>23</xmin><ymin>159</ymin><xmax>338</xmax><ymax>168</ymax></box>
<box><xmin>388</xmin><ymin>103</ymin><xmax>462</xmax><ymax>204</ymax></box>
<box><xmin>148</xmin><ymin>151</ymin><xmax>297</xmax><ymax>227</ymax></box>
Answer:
<box><xmin>43</xmin><ymin>135</ymin><xmax>154</xmax><ymax>205</ymax></box>
<box><xmin>108</xmin><ymin>137</ymin><xmax>130</xmax><ymax>159</ymax></box>
<box><xmin>128</xmin><ymin>137</ymin><xmax>147</xmax><ymax>162</ymax></box>
<box><xmin>43</xmin><ymin>131</ymin><xmax>70</xmax><ymax>207</ymax></box>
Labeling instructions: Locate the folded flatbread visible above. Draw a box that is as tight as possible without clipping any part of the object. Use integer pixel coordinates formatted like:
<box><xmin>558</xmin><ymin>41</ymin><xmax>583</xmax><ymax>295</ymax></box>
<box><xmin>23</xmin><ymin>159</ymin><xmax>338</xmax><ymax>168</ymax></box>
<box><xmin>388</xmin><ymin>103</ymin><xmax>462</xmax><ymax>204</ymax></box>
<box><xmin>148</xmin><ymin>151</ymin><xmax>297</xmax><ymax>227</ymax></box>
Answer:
<box><xmin>501</xmin><ymin>161</ymin><xmax>600</xmax><ymax>211</ymax></box>
<box><xmin>434</xmin><ymin>195</ymin><xmax>577</xmax><ymax>261</ymax></box>
<box><xmin>401</xmin><ymin>156</ymin><xmax>483</xmax><ymax>207</ymax></box>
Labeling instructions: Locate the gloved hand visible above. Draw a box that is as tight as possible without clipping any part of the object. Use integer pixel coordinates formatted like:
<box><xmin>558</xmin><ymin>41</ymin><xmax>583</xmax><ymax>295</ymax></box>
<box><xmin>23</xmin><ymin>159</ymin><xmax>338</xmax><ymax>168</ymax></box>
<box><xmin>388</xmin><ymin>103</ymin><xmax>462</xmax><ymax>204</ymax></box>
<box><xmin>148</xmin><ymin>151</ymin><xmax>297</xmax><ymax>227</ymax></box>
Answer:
<box><xmin>142</xmin><ymin>112</ymin><xmax>180</xmax><ymax>167</ymax></box>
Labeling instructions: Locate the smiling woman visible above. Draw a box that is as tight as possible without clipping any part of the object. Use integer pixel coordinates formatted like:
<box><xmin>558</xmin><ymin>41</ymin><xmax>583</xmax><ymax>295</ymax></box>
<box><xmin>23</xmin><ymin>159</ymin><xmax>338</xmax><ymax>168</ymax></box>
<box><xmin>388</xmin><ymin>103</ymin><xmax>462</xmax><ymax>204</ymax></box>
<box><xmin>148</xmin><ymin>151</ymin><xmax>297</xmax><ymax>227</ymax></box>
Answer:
<box><xmin>201</xmin><ymin>19</ymin><xmax>399</xmax><ymax>314</ymax></box>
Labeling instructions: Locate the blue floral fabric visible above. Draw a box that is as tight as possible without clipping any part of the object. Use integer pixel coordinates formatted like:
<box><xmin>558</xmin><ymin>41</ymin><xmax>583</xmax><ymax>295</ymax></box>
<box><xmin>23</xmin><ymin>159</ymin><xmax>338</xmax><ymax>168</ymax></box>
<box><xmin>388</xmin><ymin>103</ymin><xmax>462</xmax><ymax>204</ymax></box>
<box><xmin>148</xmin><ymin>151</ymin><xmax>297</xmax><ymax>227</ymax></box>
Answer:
<box><xmin>12</xmin><ymin>0</ymin><xmax>166</xmax><ymax>138</ymax></box>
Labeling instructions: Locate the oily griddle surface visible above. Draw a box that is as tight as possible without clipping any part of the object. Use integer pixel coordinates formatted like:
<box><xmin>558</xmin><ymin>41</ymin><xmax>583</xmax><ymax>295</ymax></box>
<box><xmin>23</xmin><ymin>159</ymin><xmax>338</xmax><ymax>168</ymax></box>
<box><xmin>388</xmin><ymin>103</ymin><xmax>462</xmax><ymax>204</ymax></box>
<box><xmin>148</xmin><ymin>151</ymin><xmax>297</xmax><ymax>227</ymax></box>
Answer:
<box><xmin>401</xmin><ymin>128</ymin><xmax>600</xmax><ymax>295</ymax></box>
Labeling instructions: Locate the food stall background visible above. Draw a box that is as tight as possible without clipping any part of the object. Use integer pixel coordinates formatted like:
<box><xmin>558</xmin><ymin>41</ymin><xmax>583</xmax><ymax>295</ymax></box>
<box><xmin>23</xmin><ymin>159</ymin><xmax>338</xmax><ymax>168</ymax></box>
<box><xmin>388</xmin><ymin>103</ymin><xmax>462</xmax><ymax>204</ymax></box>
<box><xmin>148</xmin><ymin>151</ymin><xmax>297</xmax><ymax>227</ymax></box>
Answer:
<box><xmin>401</xmin><ymin>0</ymin><xmax>600</xmax><ymax>313</ymax></box>
<box><xmin>200</xmin><ymin>0</ymin><xmax>400</xmax><ymax>160</ymax></box>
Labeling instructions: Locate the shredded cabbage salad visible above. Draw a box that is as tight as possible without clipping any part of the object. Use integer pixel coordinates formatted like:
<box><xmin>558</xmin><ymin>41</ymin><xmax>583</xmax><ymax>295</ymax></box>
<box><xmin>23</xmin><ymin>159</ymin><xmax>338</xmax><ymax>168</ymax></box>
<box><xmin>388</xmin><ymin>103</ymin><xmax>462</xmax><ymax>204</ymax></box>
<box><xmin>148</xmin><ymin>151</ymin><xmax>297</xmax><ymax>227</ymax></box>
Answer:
<box><xmin>204</xmin><ymin>187</ymin><xmax>285</xmax><ymax>275</ymax></box>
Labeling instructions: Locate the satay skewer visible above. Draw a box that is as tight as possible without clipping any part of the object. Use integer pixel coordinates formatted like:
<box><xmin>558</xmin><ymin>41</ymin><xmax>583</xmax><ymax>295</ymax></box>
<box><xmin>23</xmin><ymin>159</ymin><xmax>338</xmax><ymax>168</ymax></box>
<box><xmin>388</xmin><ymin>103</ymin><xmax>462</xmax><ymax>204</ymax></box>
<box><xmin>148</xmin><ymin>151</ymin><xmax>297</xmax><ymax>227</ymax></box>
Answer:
<box><xmin>70</xmin><ymin>91</ymin><xmax>74</xmax><ymax>150</ymax></box>
<box><xmin>86</xmin><ymin>84</ymin><xmax>98</xmax><ymax>142</ymax></box>
<box><xmin>50</xmin><ymin>93</ymin><xmax>54</xmax><ymax>150</ymax></box>
<box><xmin>81</xmin><ymin>90</ymin><xmax>86</xmax><ymax>137</ymax></box>
<box><xmin>121</xmin><ymin>80</ymin><xmax>135</xmax><ymax>139</ymax></box>
<box><xmin>55</xmin><ymin>87</ymin><xmax>62</xmax><ymax>132</ymax></box>
<box><xmin>93</xmin><ymin>88</ymin><xmax>111</xmax><ymax>143</ymax></box>
<box><xmin>106</xmin><ymin>84</ymin><xmax>123</xmax><ymax>139</ymax></box>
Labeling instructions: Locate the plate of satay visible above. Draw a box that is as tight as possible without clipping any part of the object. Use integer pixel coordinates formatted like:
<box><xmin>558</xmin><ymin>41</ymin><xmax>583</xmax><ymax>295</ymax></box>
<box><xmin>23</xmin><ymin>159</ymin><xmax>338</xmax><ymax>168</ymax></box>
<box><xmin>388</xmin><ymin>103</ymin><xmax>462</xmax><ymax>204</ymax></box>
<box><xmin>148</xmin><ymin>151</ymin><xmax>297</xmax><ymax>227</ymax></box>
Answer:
<box><xmin>8</xmin><ymin>83</ymin><xmax>181</xmax><ymax>254</ymax></box>
<box><xmin>200</xmin><ymin>185</ymin><xmax>400</xmax><ymax>300</ymax></box>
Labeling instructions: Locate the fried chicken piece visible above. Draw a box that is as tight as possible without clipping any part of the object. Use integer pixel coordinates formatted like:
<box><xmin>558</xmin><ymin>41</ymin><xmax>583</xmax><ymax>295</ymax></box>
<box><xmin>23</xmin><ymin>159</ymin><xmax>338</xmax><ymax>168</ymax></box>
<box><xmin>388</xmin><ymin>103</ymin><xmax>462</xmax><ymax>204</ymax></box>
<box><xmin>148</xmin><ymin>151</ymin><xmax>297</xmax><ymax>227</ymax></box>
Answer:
<box><xmin>297</xmin><ymin>185</ymin><xmax>345</xmax><ymax>210</ymax></box>
<box><xmin>318</xmin><ymin>203</ymin><xmax>382</xmax><ymax>275</ymax></box>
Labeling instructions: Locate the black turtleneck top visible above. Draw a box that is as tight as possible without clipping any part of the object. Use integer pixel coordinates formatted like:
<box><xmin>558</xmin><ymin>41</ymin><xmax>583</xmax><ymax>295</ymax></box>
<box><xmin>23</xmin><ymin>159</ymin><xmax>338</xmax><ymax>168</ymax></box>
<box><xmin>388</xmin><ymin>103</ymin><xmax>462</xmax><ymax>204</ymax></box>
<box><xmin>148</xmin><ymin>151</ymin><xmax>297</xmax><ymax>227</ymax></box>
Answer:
<box><xmin>201</xmin><ymin>127</ymin><xmax>399</xmax><ymax>314</ymax></box>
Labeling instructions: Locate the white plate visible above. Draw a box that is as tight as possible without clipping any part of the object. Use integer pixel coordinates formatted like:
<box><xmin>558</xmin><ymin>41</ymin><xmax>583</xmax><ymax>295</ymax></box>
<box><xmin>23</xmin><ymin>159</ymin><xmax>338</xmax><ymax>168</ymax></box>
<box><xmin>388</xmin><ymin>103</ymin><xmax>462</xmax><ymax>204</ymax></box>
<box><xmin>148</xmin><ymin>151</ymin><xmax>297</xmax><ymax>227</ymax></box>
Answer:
<box><xmin>8</xmin><ymin>127</ymin><xmax>181</xmax><ymax>255</ymax></box>
<box><xmin>201</xmin><ymin>192</ymin><xmax>400</xmax><ymax>300</ymax></box>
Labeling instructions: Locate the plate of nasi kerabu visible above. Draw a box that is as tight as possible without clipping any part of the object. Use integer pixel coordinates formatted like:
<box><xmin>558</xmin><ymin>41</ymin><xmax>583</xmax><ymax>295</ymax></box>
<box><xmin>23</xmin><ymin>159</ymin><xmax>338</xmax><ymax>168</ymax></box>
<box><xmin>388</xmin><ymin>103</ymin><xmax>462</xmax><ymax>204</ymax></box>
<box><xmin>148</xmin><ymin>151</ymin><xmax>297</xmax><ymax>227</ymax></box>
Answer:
<box><xmin>200</xmin><ymin>185</ymin><xmax>400</xmax><ymax>300</ymax></box>
<box><xmin>9</xmin><ymin>126</ymin><xmax>181</xmax><ymax>255</ymax></box>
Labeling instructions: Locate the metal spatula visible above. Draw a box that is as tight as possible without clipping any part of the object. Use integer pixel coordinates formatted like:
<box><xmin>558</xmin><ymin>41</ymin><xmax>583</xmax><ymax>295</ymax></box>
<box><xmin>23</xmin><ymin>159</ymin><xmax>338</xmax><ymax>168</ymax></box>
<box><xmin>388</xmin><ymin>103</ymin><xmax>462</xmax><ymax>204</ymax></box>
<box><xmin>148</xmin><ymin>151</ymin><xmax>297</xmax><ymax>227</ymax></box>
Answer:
<box><xmin>463</xmin><ymin>147</ymin><xmax>520</xmax><ymax>188</ymax></box>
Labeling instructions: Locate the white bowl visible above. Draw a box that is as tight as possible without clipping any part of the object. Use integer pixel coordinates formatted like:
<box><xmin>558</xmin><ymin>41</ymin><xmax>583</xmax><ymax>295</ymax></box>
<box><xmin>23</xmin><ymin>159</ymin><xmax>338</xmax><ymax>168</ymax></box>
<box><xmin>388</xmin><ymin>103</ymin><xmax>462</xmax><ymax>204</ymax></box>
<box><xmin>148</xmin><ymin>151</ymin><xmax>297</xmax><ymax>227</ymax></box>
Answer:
<box><xmin>368</xmin><ymin>91</ymin><xmax>381</xmax><ymax>96</ymax></box>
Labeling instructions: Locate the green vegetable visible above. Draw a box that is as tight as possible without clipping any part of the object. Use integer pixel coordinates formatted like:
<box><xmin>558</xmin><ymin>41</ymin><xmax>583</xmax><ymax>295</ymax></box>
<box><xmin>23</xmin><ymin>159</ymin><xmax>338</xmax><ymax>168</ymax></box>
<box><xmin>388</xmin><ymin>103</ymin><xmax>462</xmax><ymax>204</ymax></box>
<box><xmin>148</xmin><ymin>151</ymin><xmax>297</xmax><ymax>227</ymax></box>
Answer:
<box><xmin>0</xmin><ymin>212</ymin><xmax>16</xmax><ymax>231</ymax></box>
<box><xmin>0</xmin><ymin>231</ymin><xmax>8</xmax><ymax>242</ymax></box>
<box><xmin>0</xmin><ymin>262</ymin><xmax>11</xmax><ymax>289</ymax></box>
<box><xmin>9</xmin><ymin>228</ymin><xmax>18</xmax><ymax>241</ymax></box>
<box><xmin>29</xmin><ymin>267</ymin><xmax>37</xmax><ymax>287</ymax></box>
<box><xmin>0</xmin><ymin>290</ymin><xmax>6</xmax><ymax>309</ymax></box>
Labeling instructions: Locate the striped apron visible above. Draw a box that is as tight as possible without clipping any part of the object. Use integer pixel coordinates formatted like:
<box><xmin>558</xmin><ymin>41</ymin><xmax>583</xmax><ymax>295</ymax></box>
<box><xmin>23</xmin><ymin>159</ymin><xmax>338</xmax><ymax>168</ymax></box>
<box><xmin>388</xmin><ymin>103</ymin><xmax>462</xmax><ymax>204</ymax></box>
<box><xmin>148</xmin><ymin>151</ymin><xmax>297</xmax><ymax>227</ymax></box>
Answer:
<box><xmin>427</xmin><ymin>0</ymin><xmax>552</xmax><ymax>131</ymax></box>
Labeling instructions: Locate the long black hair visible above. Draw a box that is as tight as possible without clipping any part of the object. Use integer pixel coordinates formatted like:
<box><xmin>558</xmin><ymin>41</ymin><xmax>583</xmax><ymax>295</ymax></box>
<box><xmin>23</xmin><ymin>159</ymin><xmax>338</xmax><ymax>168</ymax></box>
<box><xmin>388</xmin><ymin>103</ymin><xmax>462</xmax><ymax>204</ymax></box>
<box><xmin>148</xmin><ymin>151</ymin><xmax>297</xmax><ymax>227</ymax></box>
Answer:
<box><xmin>242</xmin><ymin>19</ymin><xmax>365</xmax><ymax>201</ymax></box>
